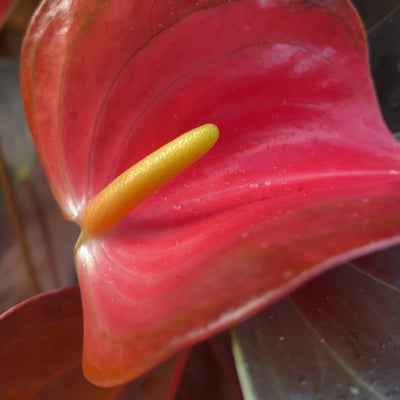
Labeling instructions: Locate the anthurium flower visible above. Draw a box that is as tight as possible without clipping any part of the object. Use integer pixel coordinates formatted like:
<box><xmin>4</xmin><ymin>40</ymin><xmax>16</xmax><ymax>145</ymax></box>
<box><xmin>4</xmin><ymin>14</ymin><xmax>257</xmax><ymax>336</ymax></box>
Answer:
<box><xmin>21</xmin><ymin>0</ymin><xmax>400</xmax><ymax>387</ymax></box>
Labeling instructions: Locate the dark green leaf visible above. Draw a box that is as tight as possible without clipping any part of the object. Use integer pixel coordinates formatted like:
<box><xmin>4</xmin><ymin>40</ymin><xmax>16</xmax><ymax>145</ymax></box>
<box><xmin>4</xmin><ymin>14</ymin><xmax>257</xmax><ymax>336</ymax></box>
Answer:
<box><xmin>368</xmin><ymin>7</ymin><xmax>400</xmax><ymax>133</ymax></box>
<box><xmin>351</xmin><ymin>0</ymin><xmax>400</xmax><ymax>30</ymax></box>
<box><xmin>233</xmin><ymin>255</ymin><xmax>400</xmax><ymax>399</ymax></box>
<box><xmin>350</xmin><ymin>245</ymin><xmax>400</xmax><ymax>290</ymax></box>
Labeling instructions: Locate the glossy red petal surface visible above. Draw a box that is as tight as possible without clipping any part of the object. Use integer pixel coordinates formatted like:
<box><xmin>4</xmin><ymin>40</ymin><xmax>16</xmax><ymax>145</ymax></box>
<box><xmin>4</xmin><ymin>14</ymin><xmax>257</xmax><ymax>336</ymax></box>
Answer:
<box><xmin>21</xmin><ymin>0</ymin><xmax>400</xmax><ymax>386</ymax></box>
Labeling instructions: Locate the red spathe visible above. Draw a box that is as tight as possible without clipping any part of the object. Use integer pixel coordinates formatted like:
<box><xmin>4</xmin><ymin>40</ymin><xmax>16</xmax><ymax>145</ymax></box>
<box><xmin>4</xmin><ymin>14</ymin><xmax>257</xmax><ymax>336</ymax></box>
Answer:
<box><xmin>21</xmin><ymin>0</ymin><xmax>400</xmax><ymax>387</ymax></box>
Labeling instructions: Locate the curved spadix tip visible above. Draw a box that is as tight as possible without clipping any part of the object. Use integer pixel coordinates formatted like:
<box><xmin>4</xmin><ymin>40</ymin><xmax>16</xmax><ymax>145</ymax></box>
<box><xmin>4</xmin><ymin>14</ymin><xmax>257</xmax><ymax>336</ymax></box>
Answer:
<box><xmin>82</xmin><ymin>124</ymin><xmax>219</xmax><ymax>237</ymax></box>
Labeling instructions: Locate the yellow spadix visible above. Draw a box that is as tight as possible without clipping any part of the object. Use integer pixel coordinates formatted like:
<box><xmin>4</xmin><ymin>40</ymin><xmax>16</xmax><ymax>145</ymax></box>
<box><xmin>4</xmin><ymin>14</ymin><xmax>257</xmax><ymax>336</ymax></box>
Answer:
<box><xmin>82</xmin><ymin>124</ymin><xmax>219</xmax><ymax>236</ymax></box>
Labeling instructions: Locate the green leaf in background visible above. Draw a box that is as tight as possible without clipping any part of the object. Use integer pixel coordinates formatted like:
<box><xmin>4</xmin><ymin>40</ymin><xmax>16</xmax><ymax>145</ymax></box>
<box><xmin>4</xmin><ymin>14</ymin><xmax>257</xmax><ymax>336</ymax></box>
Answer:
<box><xmin>368</xmin><ymin>6</ymin><xmax>400</xmax><ymax>134</ymax></box>
<box><xmin>351</xmin><ymin>0</ymin><xmax>400</xmax><ymax>30</ymax></box>
<box><xmin>232</xmin><ymin>249</ymin><xmax>400</xmax><ymax>400</ymax></box>
<box><xmin>0</xmin><ymin>57</ymin><xmax>35</xmax><ymax>183</ymax></box>
<box><xmin>354</xmin><ymin>245</ymin><xmax>400</xmax><ymax>289</ymax></box>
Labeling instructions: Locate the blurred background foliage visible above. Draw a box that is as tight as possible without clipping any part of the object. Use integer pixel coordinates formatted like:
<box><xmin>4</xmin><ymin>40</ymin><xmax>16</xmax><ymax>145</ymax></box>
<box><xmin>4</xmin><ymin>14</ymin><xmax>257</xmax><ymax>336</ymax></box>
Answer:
<box><xmin>0</xmin><ymin>0</ymin><xmax>78</xmax><ymax>313</ymax></box>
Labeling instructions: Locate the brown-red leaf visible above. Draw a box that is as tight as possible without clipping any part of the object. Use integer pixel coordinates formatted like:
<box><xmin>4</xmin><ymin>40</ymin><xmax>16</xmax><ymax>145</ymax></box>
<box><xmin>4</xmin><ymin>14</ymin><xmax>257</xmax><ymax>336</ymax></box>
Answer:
<box><xmin>0</xmin><ymin>287</ymin><xmax>188</xmax><ymax>398</ymax></box>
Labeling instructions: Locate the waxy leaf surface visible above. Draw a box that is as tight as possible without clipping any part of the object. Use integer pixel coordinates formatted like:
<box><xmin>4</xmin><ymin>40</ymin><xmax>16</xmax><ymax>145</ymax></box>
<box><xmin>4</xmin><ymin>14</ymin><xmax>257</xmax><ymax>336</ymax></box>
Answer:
<box><xmin>368</xmin><ymin>5</ymin><xmax>400</xmax><ymax>133</ymax></box>
<box><xmin>351</xmin><ymin>0</ymin><xmax>400</xmax><ymax>30</ymax></box>
<box><xmin>233</xmin><ymin>247</ymin><xmax>400</xmax><ymax>399</ymax></box>
<box><xmin>0</xmin><ymin>286</ymin><xmax>187</xmax><ymax>399</ymax></box>
<box><xmin>21</xmin><ymin>0</ymin><xmax>400</xmax><ymax>386</ymax></box>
